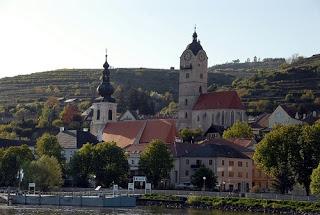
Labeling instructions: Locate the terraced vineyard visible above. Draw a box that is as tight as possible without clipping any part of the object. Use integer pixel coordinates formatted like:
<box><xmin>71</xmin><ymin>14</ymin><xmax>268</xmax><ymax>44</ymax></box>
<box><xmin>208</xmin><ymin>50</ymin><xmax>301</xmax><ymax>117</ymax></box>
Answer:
<box><xmin>0</xmin><ymin>68</ymin><xmax>234</xmax><ymax>106</ymax></box>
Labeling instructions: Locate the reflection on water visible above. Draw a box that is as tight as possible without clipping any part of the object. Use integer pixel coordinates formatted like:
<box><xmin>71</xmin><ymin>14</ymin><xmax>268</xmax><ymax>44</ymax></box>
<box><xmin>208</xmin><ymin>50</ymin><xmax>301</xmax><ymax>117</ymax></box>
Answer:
<box><xmin>0</xmin><ymin>205</ymin><xmax>263</xmax><ymax>215</ymax></box>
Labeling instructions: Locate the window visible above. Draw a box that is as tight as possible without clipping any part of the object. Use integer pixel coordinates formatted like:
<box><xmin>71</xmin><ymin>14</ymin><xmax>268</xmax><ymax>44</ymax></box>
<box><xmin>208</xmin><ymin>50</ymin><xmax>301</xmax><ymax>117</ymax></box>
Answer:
<box><xmin>96</xmin><ymin>109</ymin><xmax>100</xmax><ymax>120</ymax></box>
<box><xmin>229</xmin><ymin>171</ymin><xmax>234</xmax><ymax>177</ymax></box>
<box><xmin>231</xmin><ymin>111</ymin><xmax>235</xmax><ymax>125</ymax></box>
<box><xmin>246</xmin><ymin>172</ymin><xmax>249</xmax><ymax>178</ymax></box>
<box><xmin>108</xmin><ymin>109</ymin><xmax>113</xmax><ymax>120</ymax></box>
<box><xmin>238</xmin><ymin>161</ymin><xmax>243</xmax><ymax>167</ymax></box>
<box><xmin>185</xmin><ymin>170</ymin><xmax>189</xmax><ymax>176</ymax></box>
<box><xmin>186</xmin><ymin>159</ymin><xmax>189</xmax><ymax>165</ymax></box>
<box><xmin>246</xmin><ymin>162</ymin><xmax>248</xmax><ymax>167</ymax></box>
<box><xmin>186</xmin><ymin>73</ymin><xmax>190</xmax><ymax>79</ymax></box>
<box><xmin>196</xmin><ymin>160</ymin><xmax>202</xmax><ymax>165</ymax></box>
<box><xmin>200</xmin><ymin>73</ymin><xmax>203</xmax><ymax>79</ymax></box>
<box><xmin>229</xmin><ymin>161</ymin><xmax>234</xmax><ymax>166</ymax></box>
<box><xmin>199</xmin><ymin>86</ymin><xmax>202</xmax><ymax>94</ymax></box>
<box><xmin>185</xmin><ymin>99</ymin><xmax>188</xmax><ymax>106</ymax></box>
<box><xmin>203</xmin><ymin>112</ymin><xmax>207</xmax><ymax>119</ymax></box>
<box><xmin>131</xmin><ymin>160</ymin><xmax>135</xmax><ymax>165</ymax></box>
<box><xmin>209</xmin><ymin>160</ymin><xmax>212</xmax><ymax>165</ymax></box>
<box><xmin>238</xmin><ymin>172</ymin><xmax>243</xmax><ymax>178</ymax></box>
<box><xmin>222</xmin><ymin>160</ymin><xmax>225</xmax><ymax>166</ymax></box>
<box><xmin>221</xmin><ymin>171</ymin><xmax>224</xmax><ymax>177</ymax></box>
<box><xmin>221</xmin><ymin>111</ymin><xmax>225</xmax><ymax>125</ymax></box>
<box><xmin>197</xmin><ymin>115</ymin><xmax>200</xmax><ymax>122</ymax></box>
<box><xmin>185</xmin><ymin>112</ymin><xmax>188</xmax><ymax>119</ymax></box>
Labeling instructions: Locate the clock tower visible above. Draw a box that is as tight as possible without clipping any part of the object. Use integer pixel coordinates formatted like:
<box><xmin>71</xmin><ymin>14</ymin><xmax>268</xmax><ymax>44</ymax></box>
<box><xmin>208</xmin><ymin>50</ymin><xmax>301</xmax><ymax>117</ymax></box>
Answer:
<box><xmin>177</xmin><ymin>29</ymin><xmax>208</xmax><ymax>130</ymax></box>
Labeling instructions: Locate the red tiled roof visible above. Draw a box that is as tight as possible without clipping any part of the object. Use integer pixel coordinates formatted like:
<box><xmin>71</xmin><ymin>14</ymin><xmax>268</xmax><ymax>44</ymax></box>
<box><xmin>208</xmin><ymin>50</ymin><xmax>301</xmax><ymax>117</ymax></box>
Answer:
<box><xmin>228</xmin><ymin>138</ymin><xmax>254</xmax><ymax>148</ymax></box>
<box><xmin>193</xmin><ymin>91</ymin><xmax>244</xmax><ymax>110</ymax></box>
<box><xmin>140</xmin><ymin>119</ymin><xmax>177</xmax><ymax>144</ymax></box>
<box><xmin>103</xmin><ymin>121</ymin><xmax>145</xmax><ymax>148</ymax></box>
<box><xmin>103</xmin><ymin>119</ymin><xmax>177</xmax><ymax>148</ymax></box>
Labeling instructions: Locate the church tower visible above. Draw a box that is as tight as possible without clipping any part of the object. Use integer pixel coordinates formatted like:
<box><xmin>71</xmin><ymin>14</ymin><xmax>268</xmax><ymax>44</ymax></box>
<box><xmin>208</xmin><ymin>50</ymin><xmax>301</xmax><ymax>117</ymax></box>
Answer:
<box><xmin>90</xmin><ymin>51</ymin><xmax>117</xmax><ymax>137</ymax></box>
<box><xmin>177</xmin><ymin>29</ymin><xmax>208</xmax><ymax>130</ymax></box>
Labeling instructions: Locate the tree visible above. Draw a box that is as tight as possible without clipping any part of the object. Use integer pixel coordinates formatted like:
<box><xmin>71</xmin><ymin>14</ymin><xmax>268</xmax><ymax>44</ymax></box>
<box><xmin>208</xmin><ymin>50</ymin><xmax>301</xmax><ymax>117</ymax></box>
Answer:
<box><xmin>253</xmin><ymin>125</ymin><xmax>300</xmax><ymax>194</ymax></box>
<box><xmin>311</xmin><ymin>163</ymin><xmax>320</xmax><ymax>195</ymax></box>
<box><xmin>0</xmin><ymin>145</ymin><xmax>34</xmax><ymax>186</ymax></box>
<box><xmin>92</xmin><ymin>142</ymin><xmax>129</xmax><ymax>187</ymax></box>
<box><xmin>69</xmin><ymin>143</ymin><xmax>94</xmax><ymax>187</ymax></box>
<box><xmin>179</xmin><ymin>128</ymin><xmax>203</xmax><ymax>142</ymax></box>
<box><xmin>36</xmin><ymin>133</ymin><xmax>64</xmax><ymax>165</ymax></box>
<box><xmin>191</xmin><ymin>166</ymin><xmax>217</xmax><ymax>190</ymax></box>
<box><xmin>60</xmin><ymin>104</ymin><xmax>81</xmax><ymax>125</ymax></box>
<box><xmin>223</xmin><ymin>121</ymin><xmax>253</xmax><ymax>139</ymax></box>
<box><xmin>24</xmin><ymin>155</ymin><xmax>63</xmax><ymax>191</ymax></box>
<box><xmin>139</xmin><ymin>139</ymin><xmax>173</xmax><ymax>188</ymax></box>
<box><xmin>292</xmin><ymin>123</ymin><xmax>320</xmax><ymax>195</ymax></box>
<box><xmin>300</xmin><ymin>90</ymin><xmax>315</xmax><ymax>103</ymax></box>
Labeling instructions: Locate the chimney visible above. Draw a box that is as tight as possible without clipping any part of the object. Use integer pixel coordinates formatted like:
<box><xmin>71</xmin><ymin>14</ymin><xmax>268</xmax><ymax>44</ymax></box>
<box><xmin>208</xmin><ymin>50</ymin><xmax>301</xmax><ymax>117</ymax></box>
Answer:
<box><xmin>83</xmin><ymin>128</ymin><xmax>89</xmax><ymax>132</ymax></box>
<box><xmin>60</xmin><ymin>127</ymin><xmax>64</xmax><ymax>132</ymax></box>
<box><xmin>303</xmin><ymin>114</ymin><xmax>306</xmax><ymax>119</ymax></box>
<box><xmin>295</xmin><ymin>112</ymin><xmax>299</xmax><ymax>119</ymax></box>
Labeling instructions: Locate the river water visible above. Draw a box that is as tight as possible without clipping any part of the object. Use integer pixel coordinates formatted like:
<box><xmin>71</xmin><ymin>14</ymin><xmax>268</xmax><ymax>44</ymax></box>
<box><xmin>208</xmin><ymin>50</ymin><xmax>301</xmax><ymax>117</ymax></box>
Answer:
<box><xmin>0</xmin><ymin>205</ymin><xmax>263</xmax><ymax>215</ymax></box>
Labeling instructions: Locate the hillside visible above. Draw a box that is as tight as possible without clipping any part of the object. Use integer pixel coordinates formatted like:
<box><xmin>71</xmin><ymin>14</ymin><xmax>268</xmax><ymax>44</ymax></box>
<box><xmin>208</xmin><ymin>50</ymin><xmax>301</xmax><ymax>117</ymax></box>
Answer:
<box><xmin>0</xmin><ymin>68</ymin><xmax>234</xmax><ymax>106</ymax></box>
<box><xmin>0</xmin><ymin>54</ymin><xmax>319</xmax><ymax>114</ymax></box>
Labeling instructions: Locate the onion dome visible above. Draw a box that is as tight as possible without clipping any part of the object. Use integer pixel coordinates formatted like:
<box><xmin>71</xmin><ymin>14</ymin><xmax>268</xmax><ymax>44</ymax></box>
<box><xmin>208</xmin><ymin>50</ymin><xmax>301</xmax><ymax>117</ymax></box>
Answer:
<box><xmin>186</xmin><ymin>28</ymin><xmax>203</xmax><ymax>55</ymax></box>
<box><xmin>97</xmin><ymin>51</ymin><xmax>116</xmax><ymax>103</ymax></box>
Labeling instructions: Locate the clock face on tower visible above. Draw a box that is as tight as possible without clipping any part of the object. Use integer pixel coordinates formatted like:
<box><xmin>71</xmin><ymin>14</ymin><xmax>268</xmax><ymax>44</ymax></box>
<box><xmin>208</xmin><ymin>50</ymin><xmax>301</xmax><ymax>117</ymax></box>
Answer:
<box><xmin>184</xmin><ymin>52</ymin><xmax>192</xmax><ymax>61</ymax></box>
<box><xmin>198</xmin><ymin>52</ymin><xmax>206</xmax><ymax>62</ymax></box>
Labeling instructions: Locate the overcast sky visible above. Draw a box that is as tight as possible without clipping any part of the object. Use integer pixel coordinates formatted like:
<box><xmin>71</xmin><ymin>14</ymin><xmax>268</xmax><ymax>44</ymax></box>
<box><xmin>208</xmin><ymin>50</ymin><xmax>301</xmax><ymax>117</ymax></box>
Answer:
<box><xmin>0</xmin><ymin>0</ymin><xmax>319</xmax><ymax>78</ymax></box>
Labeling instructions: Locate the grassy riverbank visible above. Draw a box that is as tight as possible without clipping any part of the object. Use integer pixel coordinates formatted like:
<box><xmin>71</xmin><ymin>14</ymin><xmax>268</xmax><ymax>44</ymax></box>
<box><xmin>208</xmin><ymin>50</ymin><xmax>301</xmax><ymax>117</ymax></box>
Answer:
<box><xmin>141</xmin><ymin>194</ymin><xmax>320</xmax><ymax>214</ymax></box>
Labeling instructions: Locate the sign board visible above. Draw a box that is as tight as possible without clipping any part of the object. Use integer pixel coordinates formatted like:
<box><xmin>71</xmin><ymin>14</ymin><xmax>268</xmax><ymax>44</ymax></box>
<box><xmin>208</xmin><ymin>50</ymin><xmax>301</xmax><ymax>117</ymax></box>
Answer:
<box><xmin>95</xmin><ymin>186</ymin><xmax>101</xmax><ymax>191</ymax></box>
<box><xmin>113</xmin><ymin>184</ymin><xmax>118</xmax><ymax>192</ymax></box>
<box><xmin>128</xmin><ymin>183</ymin><xmax>134</xmax><ymax>191</ymax></box>
<box><xmin>133</xmin><ymin>176</ymin><xmax>146</xmax><ymax>182</ymax></box>
<box><xmin>28</xmin><ymin>183</ymin><xmax>35</xmax><ymax>188</ymax></box>
<box><xmin>145</xmin><ymin>183</ymin><xmax>152</xmax><ymax>194</ymax></box>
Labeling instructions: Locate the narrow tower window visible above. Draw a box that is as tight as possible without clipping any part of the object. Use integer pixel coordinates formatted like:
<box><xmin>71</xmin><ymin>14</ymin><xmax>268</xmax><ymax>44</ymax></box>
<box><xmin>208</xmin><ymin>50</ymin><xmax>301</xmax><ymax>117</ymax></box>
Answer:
<box><xmin>199</xmin><ymin>86</ymin><xmax>202</xmax><ymax>94</ymax></box>
<box><xmin>185</xmin><ymin>99</ymin><xmax>188</xmax><ymax>106</ymax></box>
<box><xmin>185</xmin><ymin>112</ymin><xmax>188</xmax><ymax>119</ymax></box>
<box><xmin>97</xmin><ymin>109</ymin><xmax>100</xmax><ymax>120</ymax></box>
<box><xmin>108</xmin><ymin>109</ymin><xmax>112</xmax><ymax>120</ymax></box>
<box><xmin>200</xmin><ymin>74</ymin><xmax>203</xmax><ymax>79</ymax></box>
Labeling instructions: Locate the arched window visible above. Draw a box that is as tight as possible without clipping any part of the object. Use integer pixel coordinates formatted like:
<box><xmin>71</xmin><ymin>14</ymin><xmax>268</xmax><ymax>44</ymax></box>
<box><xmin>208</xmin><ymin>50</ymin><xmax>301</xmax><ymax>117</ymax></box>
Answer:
<box><xmin>231</xmin><ymin>111</ymin><xmax>235</xmax><ymax>125</ymax></box>
<box><xmin>97</xmin><ymin>109</ymin><xmax>100</xmax><ymax>120</ymax></box>
<box><xmin>185</xmin><ymin>112</ymin><xmax>188</xmax><ymax>119</ymax></box>
<box><xmin>221</xmin><ymin>111</ymin><xmax>225</xmax><ymax>125</ymax></box>
<box><xmin>203</xmin><ymin>112</ymin><xmax>207</xmax><ymax>119</ymax></box>
<box><xmin>199</xmin><ymin>86</ymin><xmax>202</xmax><ymax>94</ymax></box>
<box><xmin>108</xmin><ymin>109</ymin><xmax>112</xmax><ymax>120</ymax></box>
<box><xmin>185</xmin><ymin>99</ymin><xmax>188</xmax><ymax>106</ymax></box>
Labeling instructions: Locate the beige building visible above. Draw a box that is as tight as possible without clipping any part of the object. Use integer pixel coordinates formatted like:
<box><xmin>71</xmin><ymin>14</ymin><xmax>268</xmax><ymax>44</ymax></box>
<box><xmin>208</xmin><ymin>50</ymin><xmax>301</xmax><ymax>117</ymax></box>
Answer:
<box><xmin>177</xmin><ymin>30</ymin><xmax>247</xmax><ymax>132</ymax></box>
<box><xmin>170</xmin><ymin>142</ymin><xmax>252</xmax><ymax>192</ymax></box>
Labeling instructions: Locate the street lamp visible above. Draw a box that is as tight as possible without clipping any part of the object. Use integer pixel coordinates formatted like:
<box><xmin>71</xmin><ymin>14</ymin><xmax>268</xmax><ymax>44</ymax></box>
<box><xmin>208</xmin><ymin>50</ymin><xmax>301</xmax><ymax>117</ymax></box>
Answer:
<box><xmin>202</xmin><ymin>176</ymin><xmax>206</xmax><ymax>191</ymax></box>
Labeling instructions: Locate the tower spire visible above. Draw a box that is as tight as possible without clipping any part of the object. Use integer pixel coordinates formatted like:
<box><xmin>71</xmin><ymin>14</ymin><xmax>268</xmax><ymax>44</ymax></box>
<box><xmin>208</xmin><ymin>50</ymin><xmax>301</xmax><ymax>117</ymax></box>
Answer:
<box><xmin>97</xmin><ymin>49</ymin><xmax>115</xmax><ymax>102</ymax></box>
<box><xmin>192</xmin><ymin>25</ymin><xmax>198</xmax><ymax>41</ymax></box>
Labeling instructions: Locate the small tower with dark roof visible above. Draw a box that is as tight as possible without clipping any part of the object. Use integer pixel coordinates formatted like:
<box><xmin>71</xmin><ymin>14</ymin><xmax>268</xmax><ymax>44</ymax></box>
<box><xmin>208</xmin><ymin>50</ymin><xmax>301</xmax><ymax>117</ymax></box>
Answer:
<box><xmin>177</xmin><ymin>28</ymin><xmax>208</xmax><ymax>130</ymax></box>
<box><xmin>90</xmin><ymin>50</ymin><xmax>117</xmax><ymax>137</ymax></box>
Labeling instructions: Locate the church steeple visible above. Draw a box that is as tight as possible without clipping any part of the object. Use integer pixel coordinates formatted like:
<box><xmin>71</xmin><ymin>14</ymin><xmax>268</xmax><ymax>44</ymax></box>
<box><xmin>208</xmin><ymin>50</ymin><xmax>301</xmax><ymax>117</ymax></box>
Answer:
<box><xmin>97</xmin><ymin>50</ymin><xmax>115</xmax><ymax>102</ymax></box>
